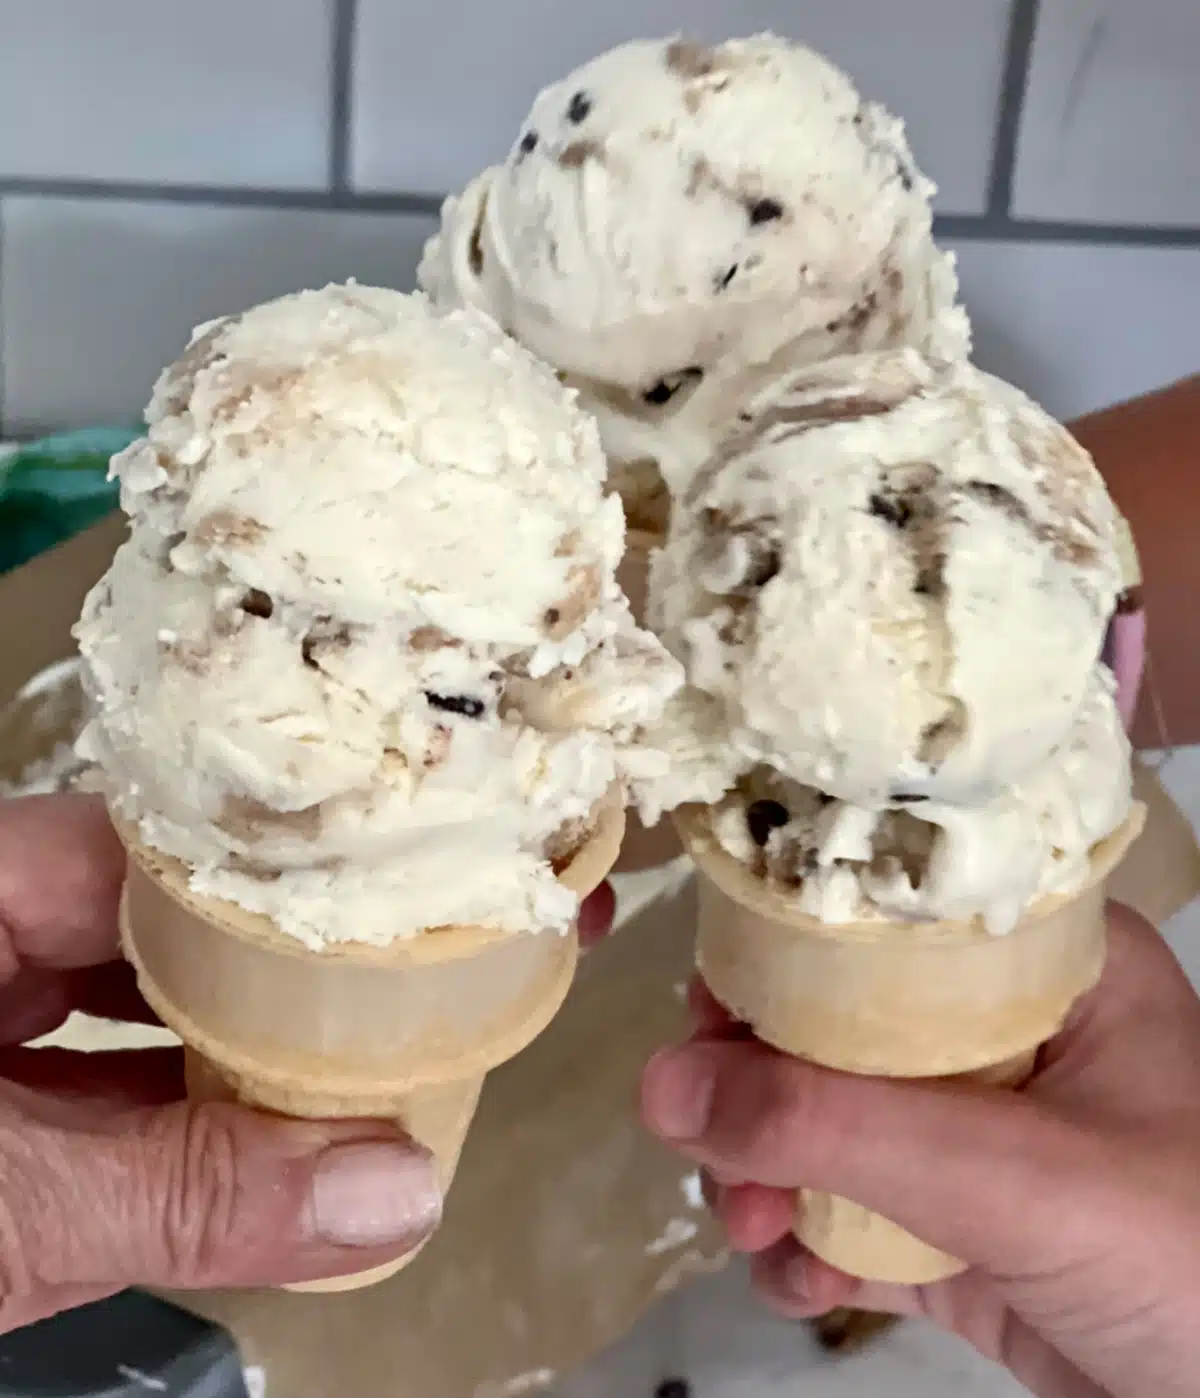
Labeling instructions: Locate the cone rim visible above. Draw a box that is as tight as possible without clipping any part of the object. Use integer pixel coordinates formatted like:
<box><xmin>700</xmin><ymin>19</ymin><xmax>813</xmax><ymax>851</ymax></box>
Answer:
<box><xmin>114</xmin><ymin>781</ymin><xmax>625</xmax><ymax>966</ymax></box>
<box><xmin>675</xmin><ymin>800</ymin><xmax>1146</xmax><ymax>943</ymax></box>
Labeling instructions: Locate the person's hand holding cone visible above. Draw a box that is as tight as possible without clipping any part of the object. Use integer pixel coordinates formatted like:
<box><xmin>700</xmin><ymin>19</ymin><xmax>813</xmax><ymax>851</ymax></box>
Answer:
<box><xmin>643</xmin><ymin>904</ymin><xmax>1200</xmax><ymax>1398</ymax></box>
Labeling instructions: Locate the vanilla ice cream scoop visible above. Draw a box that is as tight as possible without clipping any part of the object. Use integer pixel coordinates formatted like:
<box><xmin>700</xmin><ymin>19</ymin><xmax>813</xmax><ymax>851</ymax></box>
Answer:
<box><xmin>641</xmin><ymin>362</ymin><xmax>1123</xmax><ymax>813</ymax></box>
<box><xmin>420</xmin><ymin>33</ymin><xmax>970</xmax><ymax>521</ymax></box>
<box><xmin>708</xmin><ymin>668</ymin><xmax>1131</xmax><ymax>935</ymax></box>
<box><xmin>77</xmin><ymin>285</ymin><xmax>681</xmax><ymax>948</ymax></box>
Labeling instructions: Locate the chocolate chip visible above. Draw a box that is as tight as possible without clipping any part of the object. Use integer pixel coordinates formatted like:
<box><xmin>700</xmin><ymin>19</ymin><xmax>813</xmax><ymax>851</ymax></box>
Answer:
<box><xmin>642</xmin><ymin>366</ymin><xmax>703</xmax><ymax>406</ymax></box>
<box><xmin>868</xmin><ymin>493</ymin><xmax>912</xmax><ymax>529</ymax></box>
<box><xmin>425</xmin><ymin>691</ymin><xmax>486</xmax><ymax>719</ymax></box>
<box><xmin>544</xmin><ymin>607</ymin><xmax>561</xmax><ymax>626</ymax></box>
<box><xmin>747</xmin><ymin>197</ymin><xmax>785</xmax><ymax>226</ymax></box>
<box><xmin>239</xmin><ymin>588</ymin><xmax>273</xmax><ymax>619</ymax></box>
<box><xmin>655</xmin><ymin>1381</ymin><xmax>691</xmax><ymax>1398</ymax></box>
<box><xmin>896</xmin><ymin>160</ymin><xmax>916</xmax><ymax>193</ymax></box>
<box><xmin>746</xmin><ymin>799</ymin><xmax>790</xmax><ymax>847</ymax></box>
<box><xmin>715</xmin><ymin>263</ymin><xmax>738</xmax><ymax>292</ymax></box>
<box><xmin>566</xmin><ymin>91</ymin><xmax>592</xmax><ymax>124</ymax></box>
<box><xmin>301</xmin><ymin>635</ymin><xmax>319</xmax><ymax>668</ymax></box>
<box><xmin>517</xmin><ymin>130</ymin><xmax>538</xmax><ymax>157</ymax></box>
<box><xmin>891</xmin><ymin>793</ymin><xmax>929</xmax><ymax>803</ymax></box>
<box><xmin>468</xmin><ymin>220</ymin><xmax>485</xmax><ymax>276</ymax></box>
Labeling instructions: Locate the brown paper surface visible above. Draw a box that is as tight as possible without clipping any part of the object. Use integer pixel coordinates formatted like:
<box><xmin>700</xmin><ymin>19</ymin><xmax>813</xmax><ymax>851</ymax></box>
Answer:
<box><xmin>0</xmin><ymin>517</ymin><xmax>1197</xmax><ymax>1396</ymax></box>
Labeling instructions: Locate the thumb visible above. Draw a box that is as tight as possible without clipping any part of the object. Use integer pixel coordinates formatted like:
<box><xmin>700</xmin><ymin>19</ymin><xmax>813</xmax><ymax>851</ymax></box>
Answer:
<box><xmin>642</xmin><ymin>1038</ymin><xmax>1105</xmax><ymax>1276</ymax></box>
<box><xmin>0</xmin><ymin>1096</ymin><xmax>443</xmax><ymax>1304</ymax></box>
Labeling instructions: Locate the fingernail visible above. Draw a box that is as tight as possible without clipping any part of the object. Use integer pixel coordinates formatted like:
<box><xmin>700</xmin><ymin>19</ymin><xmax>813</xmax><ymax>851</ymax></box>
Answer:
<box><xmin>785</xmin><ymin>1252</ymin><xmax>811</xmax><ymax>1302</ymax></box>
<box><xmin>645</xmin><ymin>1047</ymin><xmax>715</xmax><ymax>1141</ymax></box>
<box><xmin>309</xmin><ymin>1143</ymin><xmax>443</xmax><ymax>1248</ymax></box>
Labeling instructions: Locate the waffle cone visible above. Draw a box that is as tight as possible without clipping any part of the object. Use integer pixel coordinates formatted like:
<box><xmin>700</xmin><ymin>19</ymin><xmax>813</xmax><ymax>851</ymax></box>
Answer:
<box><xmin>674</xmin><ymin>802</ymin><xmax>1146</xmax><ymax>1285</ymax></box>
<box><xmin>116</xmin><ymin>785</ymin><xmax>625</xmax><ymax>1292</ymax></box>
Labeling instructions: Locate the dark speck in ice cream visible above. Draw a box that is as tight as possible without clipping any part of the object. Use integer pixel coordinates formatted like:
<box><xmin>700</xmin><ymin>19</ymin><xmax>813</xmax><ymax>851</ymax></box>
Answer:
<box><xmin>747</xmin><ymin>196</ymin><xmax>785</xmax><ymax>226</ymax></box>
<box><xmin>566</xmin><ymin>91</ymin><xmax>593</xmax><ymax>124</ymax></box>
<box><xmin>642</xmin><ymin>366</ymin><xmax>704</xmax><ymax>406</ymax></box>
<box><xmin>425</xmin><ymin>691</ymin><xmax>486</xmax><ymax>719</ymax></box>
<box><xmin>747</xmin><ymin>799</ymin><xmax>790</xmax><ymax>848</ymax></box>
<box><xmin>239</xmin><ymin>588</ymin><xmax>274</xmax><ymax>619</ymax></box>
<box><xmin>715</xmin><ymin>263</ymin><xmax>739</xmax><ymax>292</ymax></box>
<box><xmin>517</xmin><ymin>130</ymin><xmax>538</xmax><ymax>157</ymax></box>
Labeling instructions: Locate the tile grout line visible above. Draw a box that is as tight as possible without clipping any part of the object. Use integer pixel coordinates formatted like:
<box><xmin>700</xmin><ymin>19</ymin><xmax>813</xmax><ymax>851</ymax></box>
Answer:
<box><xmin>0</xmin><ymin>177</ymin><xmax>445</xmax><ymax>216</ymax></box>
<box><xmin>1</xmin><ymin>176</ymin><xmax>1199</xmax><ymax>248</ymax></box>
<box><xmin>933</xmin><ymin>214</ymin><xmax>1200</xmax><ymax>248</ymax></box>
<box><xmin>985</xmin><ymin>0</ymin><xmax>1041</xmax><ymax>219</ymax></box>
<box><xmin>328</xmin><ymin>0</ymin><xmax>359</xmax><ymax>191</ymax></box>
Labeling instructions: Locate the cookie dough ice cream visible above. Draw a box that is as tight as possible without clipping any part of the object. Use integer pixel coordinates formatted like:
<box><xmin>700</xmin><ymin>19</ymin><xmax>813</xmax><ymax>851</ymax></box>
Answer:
<box><xmin>420</xmin><ymin>33</ymin><xmax>970</xmax><ymax>527</ymax></box>
<box><xmin>76</xmin><ymin>285</ymin><xmax>681</xmax><ymax>949</ymax></box>
<box><xmin>636</xmin><ymin>363</ymin><xmax>1132</xmax><ymax>933</ymax></box>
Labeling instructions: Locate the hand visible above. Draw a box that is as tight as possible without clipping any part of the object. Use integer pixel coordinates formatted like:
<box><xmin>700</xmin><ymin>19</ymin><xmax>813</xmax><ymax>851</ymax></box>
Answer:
<box><xmin>0</xmin><ymin>793</ymin><xmax>447</xmax><ymax>1332</ymax></box>
<box><xmin>642</xmin><ymin>904</ymin><xmax>1200</xmax><ymax>1398</ymax></box>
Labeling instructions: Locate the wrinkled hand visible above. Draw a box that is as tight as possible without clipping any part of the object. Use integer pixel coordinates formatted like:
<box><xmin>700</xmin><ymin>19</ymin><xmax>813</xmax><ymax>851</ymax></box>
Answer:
<box><xmin>642</xmin><ymin>905</ymin><xmax>1200</xmax><ymax>1398</ymax></box>
<box><xmin>0</xmin><ymin>794</ymin><xmax>457</xmax><ymax>1331</ymax></box>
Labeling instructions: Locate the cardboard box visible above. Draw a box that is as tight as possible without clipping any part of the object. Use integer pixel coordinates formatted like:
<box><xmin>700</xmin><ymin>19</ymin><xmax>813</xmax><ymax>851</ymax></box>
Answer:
<box><xmin>2</xmin><ymin>517</ymin><xmax>1197</xmax><ymax>1398</ymax></box>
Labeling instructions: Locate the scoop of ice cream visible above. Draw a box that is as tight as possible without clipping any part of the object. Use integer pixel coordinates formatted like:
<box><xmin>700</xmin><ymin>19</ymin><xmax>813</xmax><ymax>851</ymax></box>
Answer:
<box><xmin>639</xmin><ymin>362</ymin><xmax>1123</xmax><ymax>813</ymax></box>
<box><xmin>709</xmin><ymin>670</ymin><xmax>1131</xmax><ymax>934</ymax></box>
<box><xmin>77</xmin><ymin>285</ymin><xmax>681</xmax><ymax>948</ymax></box>
<box><xmin>419</xmin><ymin>33</ymin><xmax>970</xmax><ymax>517</ymax></box>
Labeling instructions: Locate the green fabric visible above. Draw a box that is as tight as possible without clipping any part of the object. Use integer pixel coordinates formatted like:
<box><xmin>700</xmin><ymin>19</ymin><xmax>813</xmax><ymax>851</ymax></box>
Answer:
<box><xmin>0</xmin><ymin>428</ymin><xmax>140</xmax><ymax>575</ymax></box>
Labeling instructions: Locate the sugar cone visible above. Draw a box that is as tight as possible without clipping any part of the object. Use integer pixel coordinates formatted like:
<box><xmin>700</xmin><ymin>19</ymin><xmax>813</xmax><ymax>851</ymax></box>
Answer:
<box><xmin>674</xmin><ymin>802</ymin><xmax>1146</xmax><ymax>1285</ymax></box>
<box><xmin>613</xmin><ymin>528</ymin><xmax>685</xmax><ymax>875</ymax></box>
<box><xmin>116</xmin><ymin>786</ymin><xmax>624</xmax><ymax>1292</ymax></box>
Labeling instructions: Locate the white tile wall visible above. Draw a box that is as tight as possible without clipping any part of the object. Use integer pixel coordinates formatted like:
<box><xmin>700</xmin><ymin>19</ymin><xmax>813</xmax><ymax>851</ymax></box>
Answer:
<box><xmin>0</xmin><ymin>0</ymin><xmax>334</xmax><ymax>188</ymax></box>
<box><xmin>350</xmin><ymin>0</ymin><xmax>1013</xmax><ymax>213</ymax></box>
<box><xmin>948</xmin><ymin>240</ymin><xmax>1200</xmax><ymax>420</ymax></box>
<box><xmin>1</xmin><ymin>198</ymin><xmax>435</xmax><ymax>434</ymax></box>
<box><xmin>1013</xmin><ymin>0</ymin><xmax>1200</xmax><ymax>226</ymax></box>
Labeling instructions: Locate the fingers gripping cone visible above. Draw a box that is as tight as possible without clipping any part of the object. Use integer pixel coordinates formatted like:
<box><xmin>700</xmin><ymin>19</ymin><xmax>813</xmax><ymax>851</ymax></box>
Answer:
<box><xmin>115</xmin><ymin>788</ymin><xmax>625</xmax><ymax>1293</ymax></box>
<box><xmin>674</xmin><ymin>803</ymin><xmax>1146</xmax><ymax>1286</ymax></box>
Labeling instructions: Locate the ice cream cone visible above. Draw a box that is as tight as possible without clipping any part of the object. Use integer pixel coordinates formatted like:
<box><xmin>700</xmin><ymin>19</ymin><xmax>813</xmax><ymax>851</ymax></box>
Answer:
<box><xmin>116</xmin><ymin>785</ymin><xmax>625</xmax><ymax>1292</ymax></box>
<box><xmin>673</xmin><ymin>801</ymin><xmax>1146</xmax><ymax>1285</ymax></box>
<box><xmin>613</xmin><ymin>528</ymin><xmax>685</xmax><ymax>875</ymax></box>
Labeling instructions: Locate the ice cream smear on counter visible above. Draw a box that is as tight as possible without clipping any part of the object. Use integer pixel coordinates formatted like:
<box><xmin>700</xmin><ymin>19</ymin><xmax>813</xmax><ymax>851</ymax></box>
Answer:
<box><xmin>632</xmin><ymin>361</ymin><xmax>1134</xmax><ymax>935</ymax></box>
<box><xmin>75</xmin><ymin>284</ymin><xmax>681</xmax><ymax>949</ymax></box>
<box><xmin>420</xmin><ymin>32</ymin><xmax>970</xmax><ymax>533</ymax></box>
